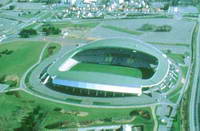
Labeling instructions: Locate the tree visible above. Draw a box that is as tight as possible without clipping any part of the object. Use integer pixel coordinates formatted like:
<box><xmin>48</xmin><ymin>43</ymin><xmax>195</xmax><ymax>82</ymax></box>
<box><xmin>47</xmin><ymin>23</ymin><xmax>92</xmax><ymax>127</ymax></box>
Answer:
<box><xmin>171</xmin><ymin>0</ymin><xmax>179</xmax><ymax>6</ymax></box>
<box><xmin>155</xmin><ymin>25</ymin><xmax>172</xmax><ymax>32</ymax></box>
<box><xmin>0</xmin><ymin>75</ymin><xmax>6</xmax><ymax>83</ymax></box>
<box><xmin>138</xmin><ymin>24</ymin><xmax>156</xmax><ymax>31</ymax></box>
<box><xmin>8</xmin><ymin>5</ymin><xmax>15</xmax><ymax>10</ymax></box>
<box><xmin>166</xmin><ymin>49</ymin><xmax>172</xmax><ymax>54</ymax></box>
<box><xmin>163</xmin><ymin>3</ymin><xmax>169</xmax><ymax>10</ymax></box>
<box><xmin>42</xmin><ymin>24</ymin><xmax>61</xmax><ymax>36</ymax></box>
<box><xmin>19</xmin><ymin>28</ymin><xmax>37</xmax><ymax>38</ymax></box>
<box><xmin>129</xmin><ymin>110</ymin><xmax>139</xmax><ymax>117</ymax></box>
<box><xmin>5</xmin><ymin>80</ymin><xmax>17</xmax><ymax>87</ymax></box>
<box><xmin>100</xmin><ymin>0</ymin><xmax>110</xmax><ymax>5</ymax></box>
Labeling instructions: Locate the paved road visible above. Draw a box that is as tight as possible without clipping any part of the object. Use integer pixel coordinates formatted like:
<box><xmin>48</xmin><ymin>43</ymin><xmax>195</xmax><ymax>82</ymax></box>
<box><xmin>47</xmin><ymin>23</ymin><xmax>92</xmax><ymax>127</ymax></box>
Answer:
<box><xmin>1</xmin><ymin>10</ymin><xmax>51</xmax><ymax>42</ymax></box>
<box><xmin>195</xmin><ymin>74</ymin><xmax>200</xmax><ymax>131</ymax></box>
<box><xmin>189</xmin><ymin>21</ymin><xmax>200</xmax><ymax>131</ymax></box>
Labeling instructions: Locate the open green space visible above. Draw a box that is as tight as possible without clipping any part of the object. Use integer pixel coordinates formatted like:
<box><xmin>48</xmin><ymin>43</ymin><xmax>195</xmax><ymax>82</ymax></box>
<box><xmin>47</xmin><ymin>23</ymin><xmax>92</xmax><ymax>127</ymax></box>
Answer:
<box><xmin>148</xmin><ymin>41</ymin><xmax>189</xmax><ymax>47</ymax></box>
<box><xmin>0</xmin><ymin>91</ymin><xmax>154</xmax><ymax>130</ymax></box>
<box><xmin>166</xmin><ymin>53</ymin><xmax>185</xmax><ymax>64</ymax></box>
<box><xmin>20</xmin><ymin>11</ymin><xmax>40</xmax><ymax>19</ymax></box>
<box><xmin>171</xmin><ymin>110</ymin><xmax>181</xmax><ymax>131</ymax></box>
<box><xmin>52</xmin><ymin>21</ymin><xmax>100</xmax><ymax>29</ymax></box>
<box><xmin>102</xmin><ymin>25</ymin><xmax>143</xmax><ymax>35</ymax></box>
<box><xmin>42</xmin><ymin>42</ymin><xmax>61</xmax><ymax>60</ymax></box>
<box><xmin>0</xmin><ymin>41</ymin><xmax>60</xmax><ymax>88</ymax></box>
<box><xmin>40</xmin><ymin>12</ymin><xmax>53</xmax><ymax>20</ymax></box>
<box><xmin>168</xmin><ymin>82</ymin><xmax>183</xmax><ymax>103</ymax></box>
<box><xmin>168</xmin><ymin>66</ymin><xmax>188</xmax><ymax>103</ymax></box>
<box><xmin>180</xmin><ymin>66</ymin><xmax>188</xmax><ymax>78</ymax></box>
<box><xmin>25</xmin><ymin>23</ymin><xmax>40</xmax><ymax>29</ymax></box>
<box><xmin>0</xmin><ymin>41</ymin><xmax>45</xmax><ymax>78</ymax></box>
<box><xmin>70</xmin><ymin>63</ymin><xmax>142</xmax><ymax>78</ymax></box>
<box><xmin>138</xmin><ymin>24</ymin><xmax>172</xmax><ymax>32</ymax></box>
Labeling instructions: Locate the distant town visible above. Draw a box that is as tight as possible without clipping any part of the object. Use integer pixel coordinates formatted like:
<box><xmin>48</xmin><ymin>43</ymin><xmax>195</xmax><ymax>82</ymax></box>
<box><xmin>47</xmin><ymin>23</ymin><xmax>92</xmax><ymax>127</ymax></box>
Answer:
<box><xmin>14</xmin><ymin>0</ymin><xmax>199</xmax><ymax>19</ymax></box>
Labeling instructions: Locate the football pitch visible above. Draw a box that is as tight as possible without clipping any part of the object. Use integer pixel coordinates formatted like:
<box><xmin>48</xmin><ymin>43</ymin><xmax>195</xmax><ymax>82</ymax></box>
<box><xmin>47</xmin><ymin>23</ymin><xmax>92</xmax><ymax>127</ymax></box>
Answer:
<box><xmin>70</xmin><ymin>63</ymin><xmax>143</xmax><ymax>78</ymax></box>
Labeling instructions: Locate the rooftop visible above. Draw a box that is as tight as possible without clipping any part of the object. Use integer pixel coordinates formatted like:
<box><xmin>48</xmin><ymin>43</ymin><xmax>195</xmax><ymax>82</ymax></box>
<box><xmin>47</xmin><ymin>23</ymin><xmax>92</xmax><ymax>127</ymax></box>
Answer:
<box><xmin>47</xmin><ymin>38</ymin><xmax>169</xmax><ymax>92</ymax></box>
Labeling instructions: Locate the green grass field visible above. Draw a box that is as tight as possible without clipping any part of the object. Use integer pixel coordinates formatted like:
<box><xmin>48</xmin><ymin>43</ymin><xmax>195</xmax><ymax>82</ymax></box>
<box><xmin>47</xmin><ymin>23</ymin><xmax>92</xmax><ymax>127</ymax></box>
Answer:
<box><xmin>0</xmin><ymin>41</ymin><xmax>60</xmax><ymax>88</ymax></box>
<box><xmin>0</xmin><ymin>91</ymin><xmax>154</xmax><ymax>130</ymax></box>
<box><xmin>25</xmin><ymin>23</ymin><xmax>40</xmax><ymax>29</ymax></box>
<box><xmin>53</xmin><ymin>21</ymin><xmax>100</xmax><ymax>29</ymax></box>
<box><xmin>166</xmin><ymin>53</ymin><xmax>185</xmax><ymax>64</ymax></box>
<box><xmin>42</xmin><ymin>42</ymin><xmax>61</xmax><ymax>60</ymax></box>
<box><xmin>0</xmin><ymin>41</ymin><xmax>46</xmax><ymax>78</ymax></box>
<box><xmin>70</xmin><ymin>63</ymin><xmax>142</xmax><ymax>78</ymax></box>
<box><xmin>148</xmin><ymin>42</ymin><xmax>189</xmax><ymax>47</ymax></box>
<box><xmin>102</xmin><ymin>25</ymin><xmax>143</xmax><ymax>35</ymax></box>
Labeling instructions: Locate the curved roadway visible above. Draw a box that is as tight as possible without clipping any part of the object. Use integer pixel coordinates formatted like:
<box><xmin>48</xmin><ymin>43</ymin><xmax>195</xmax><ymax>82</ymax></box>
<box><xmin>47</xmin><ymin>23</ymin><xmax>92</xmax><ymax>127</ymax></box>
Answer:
<box><xmin>189</xmin><ymin>21</ymin><xmax>200</xmax><ymax>131</ymax></box>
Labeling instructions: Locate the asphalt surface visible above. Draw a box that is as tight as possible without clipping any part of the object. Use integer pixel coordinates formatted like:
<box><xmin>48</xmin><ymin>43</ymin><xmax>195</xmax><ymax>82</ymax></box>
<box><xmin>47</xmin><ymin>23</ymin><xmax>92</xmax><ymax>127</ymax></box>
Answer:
<box><xmin>189</xmin><ymin>21</ymin><xmax>200</xmax><ymax>131</ymax></box>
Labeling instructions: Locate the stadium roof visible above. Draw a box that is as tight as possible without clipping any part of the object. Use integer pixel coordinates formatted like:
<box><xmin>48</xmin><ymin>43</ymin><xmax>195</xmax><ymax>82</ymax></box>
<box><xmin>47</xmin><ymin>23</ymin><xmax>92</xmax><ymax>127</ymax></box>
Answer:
<box><xmin>47</xmin><ymin>38</ymin><xmax>169</xmax><ymax>94</ymax></box>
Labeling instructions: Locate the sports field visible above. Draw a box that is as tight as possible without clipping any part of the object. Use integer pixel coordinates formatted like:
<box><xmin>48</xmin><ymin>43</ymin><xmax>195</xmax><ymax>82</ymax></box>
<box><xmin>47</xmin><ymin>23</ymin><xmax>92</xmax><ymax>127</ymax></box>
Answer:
<box><xmin>70</xmin><ymin>63</ymin><xmax>142</xmax><ymax>78</ymax></box>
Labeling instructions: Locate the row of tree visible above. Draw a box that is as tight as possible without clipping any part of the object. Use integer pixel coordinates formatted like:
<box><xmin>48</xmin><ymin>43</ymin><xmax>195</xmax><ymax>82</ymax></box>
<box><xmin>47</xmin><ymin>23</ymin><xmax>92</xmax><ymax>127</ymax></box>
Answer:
<box><xmin>19</xmin><ymin>23</ymin><xmax>61</xmax><ymax>38</ymax></box>
<box><xmin>42</xmin><ymin>23</ymin><xmax>61</xmax><ymax>35</ymax></box>
<box><xmin>138</xmin><ymin>23</ymin><xmax>172</xmax><ymax>32</ymax></box>
<box><xmin>19</xmin><ymin>28</ymin><xmax>37</xmax><ymax>38</ymax></box>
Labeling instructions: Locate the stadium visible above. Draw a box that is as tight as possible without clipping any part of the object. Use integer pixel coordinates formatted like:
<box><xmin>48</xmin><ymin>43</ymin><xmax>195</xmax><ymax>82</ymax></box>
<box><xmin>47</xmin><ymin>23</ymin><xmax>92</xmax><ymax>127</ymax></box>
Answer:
<box><xmin>39</xmin><ymin>38</ymin><xmax>179</xmax><ymax>97</ymax></box>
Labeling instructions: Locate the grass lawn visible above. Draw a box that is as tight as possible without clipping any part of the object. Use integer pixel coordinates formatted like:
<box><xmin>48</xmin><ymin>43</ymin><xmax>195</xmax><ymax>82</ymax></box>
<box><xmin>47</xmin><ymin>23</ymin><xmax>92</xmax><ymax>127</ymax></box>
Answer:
<box><xmin>0</xmin><ymin>41</ymin><xmax>46</xmax><ymax>78</ymax></box>
<box><xmin>42</xmin><ymin>42</ymin><xmax>61</xmax><ymax>60</ymax></box>
<box><xmin>180</xmin><ymin>66</ymin><xmax>188</xmax><ymax>78</ymax></box>
<box><xmin>102</xmin><ymin>25</ymin><xmax>143</xmax><ymax>35</ymax></box>
<box><xmin>70</xmin><ymin>63</ymin><xmax>142</xmax><ymax>78</ymax></box>
<box><xmin>41</xmin><ymin>12</ymin><xmax>53</xmax><ymax>20</ymax></box>
<box><xmin>171</xmin><ymin>110</ymin><xmax>181</xmax><ymax>131</ymax></box>
<box><xmin>21</xmin><ymin>13</ymin><xmax>36</xmax><ymax>19</ymax></box>
<box><xmin>25</xmin><ymin>23</ymin><xmax>40</xmax><ymax>29</ymax></box>
<box><xmin>148</xmin><ymin>42</ymin><xmax>189</xmax><ymax>47</ymax></box>
<box><xmin>0</xmin><ymin>41</ymin><xmax>59</xmax><ymax>89</ymax></box>
<box><xmin>168</xmin><ymin>66</ymin><xmax>188</xmax><ymax>103</ymax></box>
<box><xmin>53</xmin><ymin>21</ymin><xmax>100</xmax><ymax>29</ymax></box>
<box><xmin>0</xmin><ymin>91</ymin><xmax>154</xmax><ymax>130</ymax></box>
<box><xmin>166</xmin><ymin>53</ymin><xmax>185</xmax><ymax>64</ymax></box>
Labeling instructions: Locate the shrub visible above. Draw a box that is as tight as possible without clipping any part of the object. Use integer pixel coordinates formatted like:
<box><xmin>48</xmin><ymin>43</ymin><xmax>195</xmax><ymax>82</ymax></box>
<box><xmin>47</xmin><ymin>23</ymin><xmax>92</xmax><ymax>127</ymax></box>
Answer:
<box><xmin>42</xmin><ymin>24</ymin><xmax>61</xmax><ymax>36</ymax></box>
<box><xmin>162</xmin><ymin>3</ymin><xmax>170</xmax><ymax>10</ymax></box>
<box><xmin>139</xmin><ymin>110</ymin><xmax>151</xmax><ymax>120</ymax></box>
<box><xmin>138</xmin><ymin>24</ymin><xmax>156</xmax><ymax>31</ymax></box>
<box><xmin>5</xmin><ymin>80</ymin><xmax>17</xmax><ymax>87</ymax></box>
<box><xmin>0</xmin><ymin>75</ymin><xmax>6</xmax><ymax>83</ymax></box>
<box><xmin>139</xmin><ymin>24</ymin><xmax>172</xmax><ymax>32</ymax></box>
<box><xmin>155</xmin><ymin>25</ymin><xmax>172</xmax><ymax>32</ymax></box>
<box><xmin>19</xmin><ymin>28</ymin><xmax>37</xmax><ymax>38</ymax></box>
<box><xmin>129</xmin><ymin>110</ymin><xmax>139</xmax><ymax>117</ymax></box>
<box><xmin>8</xmin><ymin>5</ymin><xmax>15</xmax><ymax>10</ymax></box>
